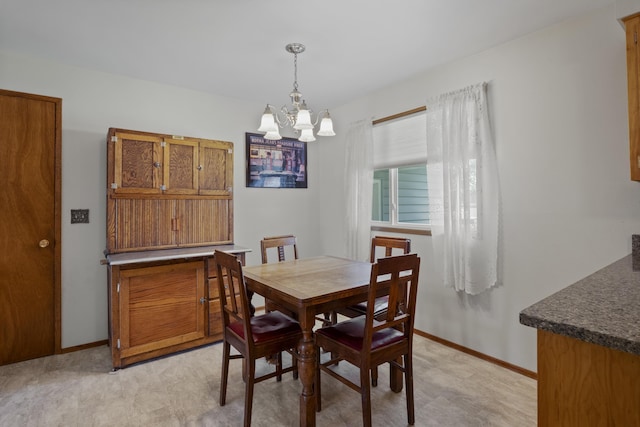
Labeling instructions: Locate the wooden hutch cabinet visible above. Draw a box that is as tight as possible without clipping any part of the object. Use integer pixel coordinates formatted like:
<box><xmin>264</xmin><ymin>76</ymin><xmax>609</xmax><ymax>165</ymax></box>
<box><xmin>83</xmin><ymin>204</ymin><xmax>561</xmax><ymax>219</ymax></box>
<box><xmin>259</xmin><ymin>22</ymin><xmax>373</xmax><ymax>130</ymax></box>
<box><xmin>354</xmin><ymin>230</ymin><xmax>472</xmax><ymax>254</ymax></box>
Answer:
<box><xmin>104</xmin><ymin>128</ymin><xmax>248</xmax><ymax>369</ymax></box>
<box><xmin>107</xmin><ymin>128</ymin><xmax>234</xmax><ymax>253</ymax></box>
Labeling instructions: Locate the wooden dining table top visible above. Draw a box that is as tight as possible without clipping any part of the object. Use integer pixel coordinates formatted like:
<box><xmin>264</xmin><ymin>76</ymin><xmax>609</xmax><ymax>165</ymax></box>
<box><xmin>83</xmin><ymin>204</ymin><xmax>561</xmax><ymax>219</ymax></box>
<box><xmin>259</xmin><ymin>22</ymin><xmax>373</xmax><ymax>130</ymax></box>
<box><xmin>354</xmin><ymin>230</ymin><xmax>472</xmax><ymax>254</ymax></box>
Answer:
<box><xmin>243</xmin><ymin>255</ymin><xmax>373</xmax><ymax>312</ymax></box>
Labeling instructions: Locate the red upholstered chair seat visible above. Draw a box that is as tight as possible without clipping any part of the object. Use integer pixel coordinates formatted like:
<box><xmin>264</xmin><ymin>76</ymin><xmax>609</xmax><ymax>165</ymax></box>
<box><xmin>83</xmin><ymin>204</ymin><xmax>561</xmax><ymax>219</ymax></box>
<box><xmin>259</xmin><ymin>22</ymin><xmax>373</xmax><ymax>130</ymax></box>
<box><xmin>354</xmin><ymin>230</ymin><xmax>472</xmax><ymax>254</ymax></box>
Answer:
<box><xmin>229</xmin><ymin>311</ymin><xmax>301</xmax><ymax>343</ymax></box>
<box><xmin>315</xmin><ymin>316</ymin><xmax>403</xmax><ymax>352</ymax></box>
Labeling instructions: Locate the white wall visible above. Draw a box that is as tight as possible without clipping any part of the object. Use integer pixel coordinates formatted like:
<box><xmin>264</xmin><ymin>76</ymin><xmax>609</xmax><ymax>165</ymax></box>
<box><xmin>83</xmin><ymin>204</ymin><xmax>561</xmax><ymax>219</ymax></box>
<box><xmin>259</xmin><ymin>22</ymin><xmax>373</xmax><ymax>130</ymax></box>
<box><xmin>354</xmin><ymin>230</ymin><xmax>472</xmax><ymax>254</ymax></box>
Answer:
<box><xmin>616</xmin><ymin>0</ymin><xmax>640</xmax><ymax>21</ymax></box>
<box><xmin>318</xmin><ymin>4</ymin><xmax>640</xmax><ymax>371</ymax></box>
<box><xmin>0</xmin><ymin>51</ymin><xmax>324</xmax><ymax>348</ymax></box>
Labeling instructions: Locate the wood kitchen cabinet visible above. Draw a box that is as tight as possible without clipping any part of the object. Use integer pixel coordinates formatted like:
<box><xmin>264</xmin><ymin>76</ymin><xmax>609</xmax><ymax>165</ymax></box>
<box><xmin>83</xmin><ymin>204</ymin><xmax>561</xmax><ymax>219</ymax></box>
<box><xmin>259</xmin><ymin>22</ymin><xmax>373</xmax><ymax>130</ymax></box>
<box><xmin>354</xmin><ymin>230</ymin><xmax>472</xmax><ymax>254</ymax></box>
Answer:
<box><xmin>106</xmin><ymin>128</ymin><xmax>234</xmax><ymax>253</ymax></box>
<box><xmin>109</xmin><ymin>128</ymin><xmax>233</xmax><ymax>195</ymax></box>
<box><xmin>105</xmin><ymin>126</ymin><xmax>245</xmax><ymax>369</ymax></box>
<box><xmin>625</xmin><ymin>14</ymin><xmax>640</xmax><ymax>181</ymax></box>
<box><xmin>163</xmin><ymin>138</ymin><xmax>233</xmax><ymax>196</ymax></box>
<box><xmin>106</xmin><ymin>247</ymin><xmax>248</xmax><ymax>369</ymax></box>
<box><xmin>110</xmin><ymin>198</ymin><xmax>233</xmax><ymax>252</ymax></box>
<box><xmin>537</xmin><ymin>329</ymin><xmax>640</xmax><ymax>426</ymax></box>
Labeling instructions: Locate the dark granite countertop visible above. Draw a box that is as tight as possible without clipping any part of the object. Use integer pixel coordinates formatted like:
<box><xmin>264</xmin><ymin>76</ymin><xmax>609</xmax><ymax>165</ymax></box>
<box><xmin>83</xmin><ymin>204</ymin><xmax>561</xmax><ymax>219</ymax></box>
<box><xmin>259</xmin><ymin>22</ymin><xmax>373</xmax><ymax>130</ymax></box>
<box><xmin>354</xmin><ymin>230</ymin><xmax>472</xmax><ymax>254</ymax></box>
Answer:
<box><xmin>519</xmin><ymin>254</ymin><xmax>640</xmax><ymax>356</ymax></box>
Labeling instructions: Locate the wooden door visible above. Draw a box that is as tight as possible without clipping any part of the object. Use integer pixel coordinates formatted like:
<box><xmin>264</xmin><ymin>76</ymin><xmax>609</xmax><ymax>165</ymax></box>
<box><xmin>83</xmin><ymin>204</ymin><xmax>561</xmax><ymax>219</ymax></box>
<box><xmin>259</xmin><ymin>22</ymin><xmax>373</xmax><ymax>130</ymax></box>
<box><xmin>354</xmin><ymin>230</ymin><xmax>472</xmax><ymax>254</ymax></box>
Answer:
<box><xmin>0</xmin><ymin>89</ymin><xmax>61</xmax><ymax>365</ymax></box>
<box><xmin>199</xmin><ymin>140</ymin><xmax>233</xmax><ymax>196</ymax></box>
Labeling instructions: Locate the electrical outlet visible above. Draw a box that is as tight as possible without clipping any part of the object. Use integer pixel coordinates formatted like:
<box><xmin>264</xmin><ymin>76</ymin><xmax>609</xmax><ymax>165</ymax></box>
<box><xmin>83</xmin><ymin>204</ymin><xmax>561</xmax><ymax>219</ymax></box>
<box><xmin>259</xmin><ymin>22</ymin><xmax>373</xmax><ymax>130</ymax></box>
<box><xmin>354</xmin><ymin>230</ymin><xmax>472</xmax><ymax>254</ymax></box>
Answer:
<box><xmin>71</xmin><ymin>209</ymin><xmax>89</xmax><ymax>224</ymax></box>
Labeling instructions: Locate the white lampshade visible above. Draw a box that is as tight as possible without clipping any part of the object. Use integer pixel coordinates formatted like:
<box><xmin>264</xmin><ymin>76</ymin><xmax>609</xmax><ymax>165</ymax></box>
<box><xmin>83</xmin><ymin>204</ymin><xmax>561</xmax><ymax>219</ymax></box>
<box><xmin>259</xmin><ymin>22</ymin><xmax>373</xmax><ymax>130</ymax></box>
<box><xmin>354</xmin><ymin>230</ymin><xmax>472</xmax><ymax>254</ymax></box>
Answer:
<box><xmin>317</xmin><ymin>116</ymin><xmax>335</xmax><ymax>136</ymax></box>
<box><xmin>293</xmin><ymin>108</ymin><xmax>313</xmax><ymax>130</ymax></box>
<box><xmin>298</xmin><ymin>128</ymin><xmax>316</xmax><ymax>142</ymax></box>
<box><xmin>258</xmin><ymin>110</ymin><xmax>277</xmax><ymax>132</ymax></box>
<box><xmin>264</xmin><ymin>129</ymin><xmax>282</xmax><ymax>140</ymax></box>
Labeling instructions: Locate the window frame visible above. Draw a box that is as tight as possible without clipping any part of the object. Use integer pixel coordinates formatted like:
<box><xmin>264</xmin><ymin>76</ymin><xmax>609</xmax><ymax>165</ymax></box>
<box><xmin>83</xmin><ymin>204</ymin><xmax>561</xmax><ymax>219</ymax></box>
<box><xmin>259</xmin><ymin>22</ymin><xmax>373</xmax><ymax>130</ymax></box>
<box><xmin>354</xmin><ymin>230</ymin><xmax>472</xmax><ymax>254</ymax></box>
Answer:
<box><xmin>370</xmin><ymin>107</ymin><xmax>432</xmax><ymax>236</ymax></box>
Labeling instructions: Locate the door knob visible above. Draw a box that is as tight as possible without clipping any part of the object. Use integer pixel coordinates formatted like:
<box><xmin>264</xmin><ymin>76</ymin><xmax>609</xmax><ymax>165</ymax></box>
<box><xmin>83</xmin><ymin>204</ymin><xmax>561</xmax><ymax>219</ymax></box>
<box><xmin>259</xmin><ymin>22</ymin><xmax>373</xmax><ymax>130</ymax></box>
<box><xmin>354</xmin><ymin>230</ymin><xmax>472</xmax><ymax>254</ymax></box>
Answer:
<box><xmin>39</xmin><ymin>239</ymin><xmax>50</xmax><ymax>248</ymax></box>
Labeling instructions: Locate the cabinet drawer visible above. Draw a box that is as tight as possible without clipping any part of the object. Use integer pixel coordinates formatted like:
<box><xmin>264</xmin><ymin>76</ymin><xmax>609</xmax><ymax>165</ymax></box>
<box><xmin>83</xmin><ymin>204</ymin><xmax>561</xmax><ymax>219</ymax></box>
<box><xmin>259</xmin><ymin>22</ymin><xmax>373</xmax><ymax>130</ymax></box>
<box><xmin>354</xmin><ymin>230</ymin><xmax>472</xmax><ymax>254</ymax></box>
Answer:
<box><xmin>208</xmin><ymin>278</ymin><xmax>219</xmax><ymax>299</ymax></box>
<box><xmin>208</xmin><ymin>299</ymin><xmax>223</xmax><ymax>338</ymax></box>
<box><xmin>206</xmin><ymin>257</ymin><xmax>217</xmax><ymax>278</ymax></box>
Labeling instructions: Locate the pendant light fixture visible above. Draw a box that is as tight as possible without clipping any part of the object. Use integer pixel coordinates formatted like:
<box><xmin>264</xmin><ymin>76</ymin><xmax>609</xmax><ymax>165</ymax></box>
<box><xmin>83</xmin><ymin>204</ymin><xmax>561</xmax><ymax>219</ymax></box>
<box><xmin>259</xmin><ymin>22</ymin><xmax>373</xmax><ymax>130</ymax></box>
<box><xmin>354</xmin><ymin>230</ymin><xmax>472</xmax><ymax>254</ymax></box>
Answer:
<box><xmin>258</xmin><ymin>43</ymin><xmax>336</xmax><ymax>142</ymax></box>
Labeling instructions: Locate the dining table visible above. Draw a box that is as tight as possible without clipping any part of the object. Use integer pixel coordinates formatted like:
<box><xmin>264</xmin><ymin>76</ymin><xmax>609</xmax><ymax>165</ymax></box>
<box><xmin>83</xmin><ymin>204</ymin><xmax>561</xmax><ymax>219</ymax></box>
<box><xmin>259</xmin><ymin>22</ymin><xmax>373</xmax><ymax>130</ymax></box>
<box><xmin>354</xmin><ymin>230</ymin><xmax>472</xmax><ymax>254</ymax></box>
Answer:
<box><xmin>243</xmin><ymin>255</ymin><xmax>403</xmax><ymax>427</ymax></box>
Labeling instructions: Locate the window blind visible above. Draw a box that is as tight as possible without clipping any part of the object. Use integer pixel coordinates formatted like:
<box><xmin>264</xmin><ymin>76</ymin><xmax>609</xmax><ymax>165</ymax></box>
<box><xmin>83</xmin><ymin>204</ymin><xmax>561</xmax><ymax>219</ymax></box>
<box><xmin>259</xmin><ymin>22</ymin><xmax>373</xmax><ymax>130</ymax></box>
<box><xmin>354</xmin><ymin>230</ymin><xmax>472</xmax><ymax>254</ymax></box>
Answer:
<box><xmin>372</xmin><ymin>111</ymin><xmax>427</xmax><ymax>168</ymax></box>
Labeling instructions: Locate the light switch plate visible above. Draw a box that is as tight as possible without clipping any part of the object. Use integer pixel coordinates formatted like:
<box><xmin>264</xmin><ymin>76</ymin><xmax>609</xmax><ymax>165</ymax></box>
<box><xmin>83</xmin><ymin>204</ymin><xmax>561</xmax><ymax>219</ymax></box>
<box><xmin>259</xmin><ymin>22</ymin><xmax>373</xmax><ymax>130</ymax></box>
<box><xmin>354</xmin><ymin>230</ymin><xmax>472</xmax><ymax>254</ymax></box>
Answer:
<box><xmin>71</xmin><ymin>209</ymin><xmax>89</xmax><ymax>224</ymax></box>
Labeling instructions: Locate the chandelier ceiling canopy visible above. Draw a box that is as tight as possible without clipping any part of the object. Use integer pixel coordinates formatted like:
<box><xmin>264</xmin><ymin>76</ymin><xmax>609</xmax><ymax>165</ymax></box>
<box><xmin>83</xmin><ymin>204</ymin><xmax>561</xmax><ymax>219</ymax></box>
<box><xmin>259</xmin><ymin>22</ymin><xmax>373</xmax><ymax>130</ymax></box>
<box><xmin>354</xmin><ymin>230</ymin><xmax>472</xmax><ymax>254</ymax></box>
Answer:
<box><xmin>258</xmin><ymin>43</ymin><xmax>335</xmax><ymax>142</ymax></box>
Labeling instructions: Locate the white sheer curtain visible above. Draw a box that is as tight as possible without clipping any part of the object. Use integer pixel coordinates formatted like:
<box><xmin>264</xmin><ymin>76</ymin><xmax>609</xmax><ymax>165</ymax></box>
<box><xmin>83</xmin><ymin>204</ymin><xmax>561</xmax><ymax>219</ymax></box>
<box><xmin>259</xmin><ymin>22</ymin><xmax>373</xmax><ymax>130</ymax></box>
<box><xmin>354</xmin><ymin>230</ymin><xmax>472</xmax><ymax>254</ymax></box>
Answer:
<box><xmin>426</xmin><ymin>82</ymin><xmax>500</xmax><ymax>294</ymax></box>
<box><xmin>344</xmin><ymin>119</ymin><xmax>373</xmax><ymax>261</ymax></box>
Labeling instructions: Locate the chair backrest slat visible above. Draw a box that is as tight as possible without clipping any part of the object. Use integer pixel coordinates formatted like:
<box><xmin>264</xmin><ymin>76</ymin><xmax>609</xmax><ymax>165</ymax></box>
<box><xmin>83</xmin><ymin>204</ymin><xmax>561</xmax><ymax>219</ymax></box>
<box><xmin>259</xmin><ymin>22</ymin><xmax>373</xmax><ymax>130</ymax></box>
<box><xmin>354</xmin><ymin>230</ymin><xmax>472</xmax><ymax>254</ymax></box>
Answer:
<box><xmin>370</xmin><ymin>236</ymin><xmax>411</xmax><ymax>263</ymax></box>
<box><xmin>261</xmin><ymin>235</ymin><xmax>299</xmax><ymax>264</ymax></box>
<box><xmin>365</xmin><ymin>253</ymin><xmax>420</xmax><ymax>347</ymax></box>
<box><xmin>214</xmin><ymin>250</ymin><xmax>253</xmax><ymax>344</ymax></box>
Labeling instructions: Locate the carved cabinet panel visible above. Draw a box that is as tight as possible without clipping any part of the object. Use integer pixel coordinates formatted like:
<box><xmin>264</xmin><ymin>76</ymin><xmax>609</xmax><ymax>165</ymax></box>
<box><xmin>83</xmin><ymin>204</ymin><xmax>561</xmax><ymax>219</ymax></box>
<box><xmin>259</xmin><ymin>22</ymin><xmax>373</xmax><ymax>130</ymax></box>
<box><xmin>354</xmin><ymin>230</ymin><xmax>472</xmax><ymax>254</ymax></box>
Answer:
<box><xmin>199</xmin><ymin>140</ymin><xmax>233</xmax><ymax>196</ymax></box>
<box><xmin>164</xmin><ymin>138</ymin><xmax>199</xmax><ymax>195</ymax></box>
<box><xmin>112</xmin><ymin>131</ymin><xmax>163</xmax><ymax>194</ymax></box>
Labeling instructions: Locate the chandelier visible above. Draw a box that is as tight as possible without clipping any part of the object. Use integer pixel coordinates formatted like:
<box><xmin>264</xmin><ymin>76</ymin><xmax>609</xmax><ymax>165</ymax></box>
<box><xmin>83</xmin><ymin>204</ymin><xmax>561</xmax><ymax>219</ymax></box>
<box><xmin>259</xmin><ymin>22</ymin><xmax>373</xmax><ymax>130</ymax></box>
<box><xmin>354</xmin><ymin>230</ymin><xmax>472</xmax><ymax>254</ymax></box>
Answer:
<box><xmin>258</xmin><ymin>43</ymin><xmax>335</xmax><ymax>142</ymax></box>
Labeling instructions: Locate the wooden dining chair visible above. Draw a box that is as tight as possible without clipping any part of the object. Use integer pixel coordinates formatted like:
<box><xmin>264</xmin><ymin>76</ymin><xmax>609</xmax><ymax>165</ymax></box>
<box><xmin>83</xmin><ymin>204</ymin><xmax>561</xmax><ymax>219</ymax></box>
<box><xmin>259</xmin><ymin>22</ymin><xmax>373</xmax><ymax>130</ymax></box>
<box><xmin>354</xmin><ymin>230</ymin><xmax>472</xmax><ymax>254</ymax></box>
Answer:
<box><xmin>315</xmin><ymin>253</ymin><xmax>421</xmax><ymax>427</ymax></box>
<box><xmin>337</xmin><ymin>236</ymin><xmax>412</xmax><ymax>318</ymax></box>
<box><xmin>333</xmin><ymin>235</ymin><xmax>411</xmax><ymax>385</ymax></box>
<box><xmin>260</xmin><ymin>235</ymin><xmax>333</xmax><ymax>327</ymax></box>
<box><xmin>260</xmin><ymin>234</ymin><xmax>299</xmax><ymax>264</ymax></box>
<box><xmin>260</xmin><ymin>235</ymin><xmax>299</xmax><ymax>318</ymax></box>
<box><xmin>214</xmin><ymin>250</ymin><xmax>303</xmax><ymax>427</ymax></box>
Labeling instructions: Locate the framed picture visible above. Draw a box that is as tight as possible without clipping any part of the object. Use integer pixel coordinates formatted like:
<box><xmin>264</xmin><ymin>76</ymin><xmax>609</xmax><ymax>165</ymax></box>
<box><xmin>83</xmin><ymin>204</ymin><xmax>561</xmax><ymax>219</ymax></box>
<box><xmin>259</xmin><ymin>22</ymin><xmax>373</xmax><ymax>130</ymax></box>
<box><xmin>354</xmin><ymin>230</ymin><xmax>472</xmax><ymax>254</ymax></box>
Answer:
<box><xmin>245</xmin><ymin>133</ymin><xmax>308</xmax><ymax>188</ymax></box>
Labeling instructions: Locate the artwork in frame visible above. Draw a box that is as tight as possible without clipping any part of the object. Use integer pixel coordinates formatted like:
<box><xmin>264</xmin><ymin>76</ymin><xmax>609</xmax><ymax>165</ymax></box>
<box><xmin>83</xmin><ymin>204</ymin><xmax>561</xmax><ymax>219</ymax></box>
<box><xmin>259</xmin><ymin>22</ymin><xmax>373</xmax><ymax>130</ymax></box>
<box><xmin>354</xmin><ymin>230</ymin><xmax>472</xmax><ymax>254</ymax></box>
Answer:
<box><xmin>245</xmin><ymin>133</ymin><xmax>308</xmax><ymax>188</ymax></box>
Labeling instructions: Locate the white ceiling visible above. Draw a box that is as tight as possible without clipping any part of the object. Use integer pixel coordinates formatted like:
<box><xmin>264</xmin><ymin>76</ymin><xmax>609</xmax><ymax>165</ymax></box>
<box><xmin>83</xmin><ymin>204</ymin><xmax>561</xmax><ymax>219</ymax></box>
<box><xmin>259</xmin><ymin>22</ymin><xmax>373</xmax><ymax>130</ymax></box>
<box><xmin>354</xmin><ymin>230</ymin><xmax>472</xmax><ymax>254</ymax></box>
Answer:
<box><xmin>0</xmin><ymin>0</ymin><xmax>614</xmax><ymax>110</ymax></box>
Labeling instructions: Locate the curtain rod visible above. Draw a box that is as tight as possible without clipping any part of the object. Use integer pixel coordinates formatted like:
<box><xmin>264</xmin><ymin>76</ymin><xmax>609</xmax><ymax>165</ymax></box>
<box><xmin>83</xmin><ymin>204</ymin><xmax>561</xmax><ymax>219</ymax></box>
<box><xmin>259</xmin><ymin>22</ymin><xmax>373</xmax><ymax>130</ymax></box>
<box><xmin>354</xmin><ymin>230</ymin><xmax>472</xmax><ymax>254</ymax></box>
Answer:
<box><xmin>372</xmin><ymin>106</ymin><xmax>426</xmax><ymax>125</ymax></box>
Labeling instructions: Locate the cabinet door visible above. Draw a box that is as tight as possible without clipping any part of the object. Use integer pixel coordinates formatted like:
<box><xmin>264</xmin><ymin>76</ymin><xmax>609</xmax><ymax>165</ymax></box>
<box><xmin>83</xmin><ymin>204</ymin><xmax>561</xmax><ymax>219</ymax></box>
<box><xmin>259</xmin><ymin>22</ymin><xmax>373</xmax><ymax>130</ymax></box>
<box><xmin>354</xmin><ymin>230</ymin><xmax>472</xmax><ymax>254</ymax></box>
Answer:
<box><xmin>164</xmin><ymin>137</ymin><xmax>199</xmax><ymax>194</ymax></box>
<box><xmin>114</xmin><ymin>199</ymin><xmax>176</xmax><ymax>252</ymax></box>
<box><xmin>113</xmin><ymin>131</ymin><xmax>163</xmax><ymax>194</ymax></box>
<box><xmin>175</xmin><ymin>199</ymin><xmax>233</xmax><ymax>246</ymax></box>
<box><xmin>199</xmin><ymin>140</ymin><xmax>233</xmax><ymax>196</ymax></box>
<box><xmin>626</xmin><ymin>15</ymin><xmax>640</xmax><ymax>181</ymax></box>
<box><xmin>118</xmin><ymin>261</ymin><xmax>205</xmax><ymax>359</ymax></box>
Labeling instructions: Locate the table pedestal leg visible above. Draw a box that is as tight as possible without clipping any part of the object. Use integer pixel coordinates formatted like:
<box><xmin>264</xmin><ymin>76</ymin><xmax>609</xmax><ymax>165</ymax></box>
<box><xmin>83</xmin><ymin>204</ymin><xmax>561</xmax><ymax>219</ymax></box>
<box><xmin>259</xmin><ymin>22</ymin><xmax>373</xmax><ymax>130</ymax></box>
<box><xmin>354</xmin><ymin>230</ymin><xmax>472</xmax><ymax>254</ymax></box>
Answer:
<box><xmin>298</xmin><ymin>331</ymin><xmax>316</xmax><ymax>426</ymax></box>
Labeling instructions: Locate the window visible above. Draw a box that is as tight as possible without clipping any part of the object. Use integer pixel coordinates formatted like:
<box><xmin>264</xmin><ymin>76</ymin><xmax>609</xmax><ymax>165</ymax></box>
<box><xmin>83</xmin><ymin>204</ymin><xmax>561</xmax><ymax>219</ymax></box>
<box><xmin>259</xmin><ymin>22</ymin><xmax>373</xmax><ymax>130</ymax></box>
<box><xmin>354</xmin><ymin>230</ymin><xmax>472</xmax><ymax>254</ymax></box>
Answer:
<box><xmin>371</xmin><ymin>110</ymin><xmax>429</xmax><ymax>228</ymax></box>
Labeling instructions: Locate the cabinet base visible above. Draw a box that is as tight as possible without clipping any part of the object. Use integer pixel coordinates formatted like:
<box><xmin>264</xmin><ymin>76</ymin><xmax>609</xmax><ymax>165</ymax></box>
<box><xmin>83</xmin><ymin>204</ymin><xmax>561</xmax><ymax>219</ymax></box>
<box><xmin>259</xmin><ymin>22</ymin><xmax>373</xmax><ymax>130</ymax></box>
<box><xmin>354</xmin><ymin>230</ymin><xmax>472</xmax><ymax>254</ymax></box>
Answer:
<box><xmin>111</xmin><ymin>335</ymin><xmax>222</xmax><ymax>369</ymax></box>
